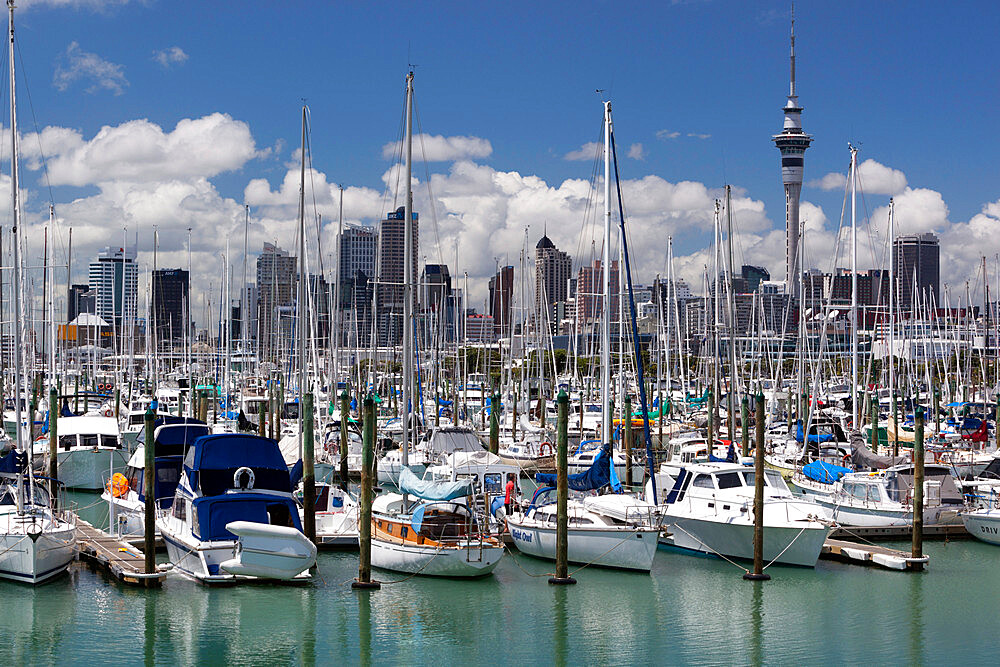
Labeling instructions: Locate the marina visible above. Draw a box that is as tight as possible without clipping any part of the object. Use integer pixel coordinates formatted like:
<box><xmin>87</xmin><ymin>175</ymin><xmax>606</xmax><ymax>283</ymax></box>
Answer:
<box><xmin>0</xmin><ymin>1</ymin><xmax>997</xmax><ymax>664</ymax></box>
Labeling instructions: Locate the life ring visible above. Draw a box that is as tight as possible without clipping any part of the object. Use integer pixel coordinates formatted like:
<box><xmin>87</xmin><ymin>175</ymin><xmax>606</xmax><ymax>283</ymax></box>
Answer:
<box><xmin>842</xmin><ymin>453</ymin><xmax>851</xmax><ymax>465</ymax></box>
<box><xmin>107</xmin><ymin>472</ymin><xmax>129</xmax><ymax>498</ymax></box>
<box><xmin>539</xmin><ymin>442</ymin><xmax>553</xmax><ymax>457</ymax></box>
<box><xmin>233</xmin><ymin>466</ymin><xmax>255</xmax><ymax>490</ymax></box>
<box><xmin>103</xmin><ymin>408</ymin><xmax>114</xmax><ymax>418</ymax></box>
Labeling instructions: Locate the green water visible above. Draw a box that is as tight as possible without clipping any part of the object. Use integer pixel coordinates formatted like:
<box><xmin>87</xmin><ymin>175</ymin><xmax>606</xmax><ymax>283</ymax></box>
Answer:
<box><xmin>0</xmin><ymin>492</ymin><xmax>996</xmax><ymax>665</ymax></box>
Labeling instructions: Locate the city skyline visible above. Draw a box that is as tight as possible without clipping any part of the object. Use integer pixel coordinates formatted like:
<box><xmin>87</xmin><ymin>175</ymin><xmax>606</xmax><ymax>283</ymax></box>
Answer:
<box><xmin>3</xmin><ymin>1</ymin><xmax>999</xmax><ymax>319</ymax></box>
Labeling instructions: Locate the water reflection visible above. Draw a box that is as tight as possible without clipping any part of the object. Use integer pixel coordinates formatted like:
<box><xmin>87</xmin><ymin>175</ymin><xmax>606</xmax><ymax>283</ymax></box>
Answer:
<box><xmin>749</xmin><ymin>581</ymin><xmax>764</xmax><ymax>667</ymax></box>
<box><xmin>358</xmin><ymin>589</ymin><xmax>373</xmax><ymax>667</ymax></box>
<box><xmin>553</xmin><ymin>586</ymin><xmax>568</xmax><ymax>667</ymax></box>
<box><xmin>908</xmin><ymin>571</ymin><xmax>924</xmax><ymax>662</ymax></box>
<box><xmin>0</xmin><ymin>575</ymin><xmax>77</xmax><ymax>663</ymax></box>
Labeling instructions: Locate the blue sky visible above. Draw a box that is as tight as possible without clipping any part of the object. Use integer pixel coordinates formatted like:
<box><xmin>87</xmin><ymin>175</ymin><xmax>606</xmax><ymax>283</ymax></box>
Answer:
<box><xmin>7</xmin><ymin>0</ymin><xmax>1000</xmax><ymax>312</ymax></box>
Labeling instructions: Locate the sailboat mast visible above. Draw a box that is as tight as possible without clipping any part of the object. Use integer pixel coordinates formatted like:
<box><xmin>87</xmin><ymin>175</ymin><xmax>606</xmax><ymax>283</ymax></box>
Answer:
<box><xmin>888</xmin><ymin>198</ymin><xmax>895</xmax><ymax>421</ymax></box>
<box><xmin>601</xmin><ymin>100</ymin><xmax>612</xmax><ymax>447</ymax></box>
<box><xmin>849</xmin><ymin>144</ymin><xmax>859</xmax><ymax>427</ymax></box>
<box><xmin>402</xmin><ymin>71</ymin><xmax>414</xmax><ymax>465</ymax></box>
<box><xmin>8</xmin><ymin>0</ymin><xmax>25</xmax><ymax>455</ymax></box>
<box><xmin>297</xmin><ymin>105</ymin><xmax>308</xmax><ymax>456</ymax></box>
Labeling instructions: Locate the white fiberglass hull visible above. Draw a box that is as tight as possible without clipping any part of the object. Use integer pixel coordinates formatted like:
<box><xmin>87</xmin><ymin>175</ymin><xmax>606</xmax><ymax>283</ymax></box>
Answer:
<box><xmin>376</xmin><ymin>459</ymin><xmax>426</xmax><ymax>485</ymax></box>
<box><xmin>219</xmin><ymin>521</ymin><xmax>317</xmax><ymax>579</ymax></box>
<box><xmin>57</xmin><ymin>448</ymin><xmax>128</xmax><ymax>490</ymax></box>
<box><xmin>371</xmin><ymin>537</ymin><xmax>503</xmax><ymax>577</ymax></box>
<box><xmin>814</xmin><ymin>499</ymin><xmax>962</xmax><ymax>528</ymax></box>
<box><xmin>506</xmin><ymin>519</ymin><xmax>659</xmax><ymax>572</ymax></box>
<box><xmin>0</xmin><ymin>514</ymin><xmax>76</xmax><ymax>584</ymax></box>
<box><xmin>660</xmin><ymin>516</ymin><xmax>831</xmax><ymax>567</ymax></box>
<box><xmin>962</xmin><ymin>509</ymin><xmax>1000</xmax><ymax>545</ymax></box>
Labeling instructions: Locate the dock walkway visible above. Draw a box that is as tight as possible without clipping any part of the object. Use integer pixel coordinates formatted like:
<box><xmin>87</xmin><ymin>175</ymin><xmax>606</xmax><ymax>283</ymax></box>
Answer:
<box><xmin>821</xmin><ymin>538</ymin><xmax>929</xmax><ymax>571</ymax></box>
<box><xmin>76</xmin><ymin>517</ymin><xmax>166</xmax><ymax>587</ymax></box>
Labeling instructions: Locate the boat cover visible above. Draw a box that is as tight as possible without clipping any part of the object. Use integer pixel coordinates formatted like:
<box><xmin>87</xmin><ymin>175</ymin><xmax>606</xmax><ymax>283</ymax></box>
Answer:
<box><xmin>709</xmin><ymin>443</ymin><xmax>738</xmax><ymax>463</ymax></box>
<box><xmin>849</xmin><ymin>432</ymin><xmax>907</xmax><ymax>470</ymax></box>
<box><xmin>0</xmin><ymin>449</ymin><xmax>26</xmax><ymax>474</ymax></box>
<box><xmin>795</xmin><ymin>421</ymin><xmax>835</xmax><ymax>444</ymax></box>
<box><xmin>534</xmin><ymin>444</ymin><xmax>613</xmax><ymax>492</ymax></box>
<box><xmin>184</xmin><ymin>434</ymin><xmax>291</xmax><ymax>496</ymax></box>
<box><xmin>399</xmin><ymin>466</ymin><xmax>472</xmax><ymax>501</ymax></box>
<box><xmin>802</xmin><ymin>460</ymin><xmax>851</xmax><ymax>484</ymax></box>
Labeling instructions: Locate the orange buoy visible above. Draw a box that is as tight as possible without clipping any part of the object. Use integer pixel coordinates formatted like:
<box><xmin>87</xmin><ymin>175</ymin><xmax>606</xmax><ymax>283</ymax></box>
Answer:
<box><xmin>108</xmin><ymin>472</ymin><xmax>129</xmax><ymax>498</ymax></box>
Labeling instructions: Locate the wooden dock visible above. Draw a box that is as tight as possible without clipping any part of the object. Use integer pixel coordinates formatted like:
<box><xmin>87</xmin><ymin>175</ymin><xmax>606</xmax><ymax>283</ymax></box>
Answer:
<box><xmin>821</xmin><ymin>538</ymin><xmax>929</xmax><ymax>571</ymax></box>
<box><xmin>76</xmin><ymin>517</ymin><xmax>166</xmax><ymax>587</ymax></box>
<box><xmin>830</xmin><ymin>523</ymin><xmax>970</xmax><ymax>541</ymax></box>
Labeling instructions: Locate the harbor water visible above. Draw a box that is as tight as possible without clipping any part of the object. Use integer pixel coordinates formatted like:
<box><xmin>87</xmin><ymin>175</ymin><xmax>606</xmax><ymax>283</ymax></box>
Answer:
<box><xmin>0</xmin><ymin>491</ymin><xmax>996</xmax><ymax>664</ymax></box>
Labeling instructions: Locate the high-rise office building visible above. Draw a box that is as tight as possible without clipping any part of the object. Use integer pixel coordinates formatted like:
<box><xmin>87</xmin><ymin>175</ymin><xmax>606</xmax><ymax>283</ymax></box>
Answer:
<box><xmin>575</xmin><ymin>259</ymin><xmax>619</xmax><ymax>326</ymax></box>
<box><xmin>67</xmin><ymin>283</ymin><xmax>95</xmax><ymax>322</ymax></box>
<box><xmin>151</xmin><ymin>269</ymin><xmax>189</xmax><ymax>341</ymax></box>
<box><xmin>773</xmin><ymin>11</ymin><xmax>811</xmax><ymax>299</ymax></box>
<box><xmin>534</xmin><ymin>235</ymin><xmax>571</xmax><ymax>316</ymax></box>
<box><xmin>894</xmin><ymin>233</ymin><xmax>940</xmax><ymax>309</ymax></box>
<box><xmin>88</xmin><ymin>246</ymin><xmax>138</xmax><ymax>327</ymax></box>
<box><xmin>377</xmin><ymin>205</ymin><xmax>419</xmax><ymax>344</ymax></box>
<box><xmin>256</xmin><ymin>242</ymin><xmax>297</xmax><ymax>348</ymax></box>
<box><xmin>489</xmin><ymin>265</ymin><xmax>514</xmax><ymax>337</ymax></box>
<box><xmin>338</xmin><ymin>223</ymin><xmax>377</xmax><ymax>302</ymax></box>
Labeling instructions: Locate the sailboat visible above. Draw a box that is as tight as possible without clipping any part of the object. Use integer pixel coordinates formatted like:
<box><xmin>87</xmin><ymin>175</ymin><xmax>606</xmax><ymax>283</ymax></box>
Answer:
<box><xmin>0</xmin><ymin>0</ymin><xmax>77</xmax><ymax>584</ymax></box>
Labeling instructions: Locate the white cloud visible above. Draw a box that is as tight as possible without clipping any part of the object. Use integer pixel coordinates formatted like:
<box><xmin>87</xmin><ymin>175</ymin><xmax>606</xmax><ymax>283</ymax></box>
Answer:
<box><xmin>655</xmin><ymin>130</ymin><xmax>680</xmax><ymax>140</ymax></box>
<box><xmin>808</xmin><ymin>158</ymin><xmax>907</xmax><ymax>196</ymax></box>
<box><xmin>153</xmin><ymin>46</ymin><xmax>188</xmax><ymax>68</ymax></box>
<box><xmin>53</xmin><ymin>41</ymin><xmax>128</xmax><ymax>95</ymax></box>
<box><xmin>43</xmin><ymin>113</ymin><xmax>260</xmax><ymax>186</ymax></box>
<box><xmin>20</xmin><ymin>0</ymin><xmax>133</xmax><ymax>9</ymax></box>
<box><xmin>562</xmin><ymin>141</ymin><xmax>601</xmax><ymax>161</ymax></box>
<box><xmin>687</xmin><ymin>133</ymin><xmax>711</xmax><ymax>140</ymax></box>
<box><xmin>627</xmin><ymin>143</ymin><xmax>646</xmax><ymax>160</ymax></box>
<box><xmin>381</xmin><ymin>134</ymin><xmax>492</xmax><ymax>162</ymax></box>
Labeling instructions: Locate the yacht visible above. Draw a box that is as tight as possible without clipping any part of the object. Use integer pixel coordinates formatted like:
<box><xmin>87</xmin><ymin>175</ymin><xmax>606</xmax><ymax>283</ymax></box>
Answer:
<box><xmin>370</xmin><ymin>466</ymin><xmax>504</xmax><ymax>577</ymax></box>
<box><xmin>308</xmin><ymin>482</ymin><xmax>359</xmax><ymax>547</ymax></box>
<box><xmin>156</xmin><ymin>433</ymin><xmax>317</xmax><ymax>584</ymax></box>
<box><xmin>104</xmin><ymin>419</ymin><xmax>209</xmax><ymax>540</ymax></box>
<box><xmin>649</xmin><ymin>461</ymin><xmax>833</xmax><ymax>567</ymax></box>
<box><xmin>38</xmin><ymin>415</ymin><xmax>126</xmax><ymax>490</ymax></box>
<box><xmin>377</xmin><ymin>426</ymin><xmax>485</xmax><ymax>484</ymax></box>
<box><xmin>0</xmin><ymin>450</ymin><xmax>77</xmax><ymax>584</ymax></box>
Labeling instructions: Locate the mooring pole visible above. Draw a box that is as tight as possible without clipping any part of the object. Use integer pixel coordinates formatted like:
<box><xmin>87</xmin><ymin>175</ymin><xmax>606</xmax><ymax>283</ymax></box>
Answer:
<box><xmin>870</xmin><ymin>394</ymin><xmax>879</xmax><ymax>453</ymax></box>
<box><xmin>48</xmin><ymin>386</ymin><xmax>58</xmax><ymax>503</ymax></box>
<box><xmin>744</xmin><ymin>390</ymin><xmax>770</xmax><ymax>581</ymax></box>
<box><xmin>910</xmin><ymin>405</ymin><xmax>925</xmax><ymax>571</ymax></box>
<box><xmin>549</xmin><ymin>389</ymin><xmax>575</xmax><ymax>585</ymax></box>
<box><xmin>303</xmin><ymin>392</ymin><xmax>316</xmax><ymax>545</ymax></box>
<box><xmin>353</xmin><ymin>394</ymin><xmax>380</xmax><ymax>590</ymax></box>
<box><xmin>143</xmin><ymin>407</ymin><xmax>156</xmax><ymax>575</ymax></box>
<box><xmin>741</xmin><ymin>394</ymin><xmax>750</xmax><ymax>458</ymax></box>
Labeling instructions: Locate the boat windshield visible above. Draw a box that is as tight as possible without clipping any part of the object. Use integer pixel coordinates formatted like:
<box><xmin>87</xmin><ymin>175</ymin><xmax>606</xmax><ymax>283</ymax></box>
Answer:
<box><xmin>742</xmin><ymin>470</ymin><xmax>790</xmax><ymax>492</ymax></box>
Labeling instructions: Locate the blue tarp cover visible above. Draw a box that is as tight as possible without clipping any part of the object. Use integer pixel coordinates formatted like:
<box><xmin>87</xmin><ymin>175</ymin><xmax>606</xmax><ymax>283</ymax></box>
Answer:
<box><xmin>795</xmin><ymin>421</ymin><xmax>835</xmax><ymax>444</ymax></box>
<box><xmin>399</xmin><ymin>466</ymin><xmax>472</xmax><ymax>501</ymax></box>
<box><xmin>192</xmin><ymin>493</ymin><xmax>301</xmax><ymax>542</ymax></box>
<box><xmin>802</xmin><ymin>460</ymin><xmax>851</xmax><ymax>484</ymax></box>
<box><xmin>709</xmin><ymin>443</ymin><xmax>738</xmax><ymax>463</ymax></box>
<box><xmin>187</xmin><ymin>434</ymin><xmax>288</xmax><ymax>472</ymax></box>
<box><xmin>535</xmin><ymin>444</ymin><xmax>614</xmax><ymax>492</ymax></box>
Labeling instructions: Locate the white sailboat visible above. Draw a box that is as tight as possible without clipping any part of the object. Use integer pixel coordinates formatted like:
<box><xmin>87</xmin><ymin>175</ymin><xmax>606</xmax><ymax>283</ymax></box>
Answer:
<box><xmin>0</xmin><ymin>0</ymin><xmax>76</xmax><ymax>584</ymax></box>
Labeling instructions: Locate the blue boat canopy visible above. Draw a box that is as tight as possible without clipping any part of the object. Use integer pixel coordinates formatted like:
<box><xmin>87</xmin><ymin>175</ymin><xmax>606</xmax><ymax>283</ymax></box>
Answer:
<box><xmin>184</xmin><ymin>434</ymin><xmax>291</xmax><ymax>496</ymax></box>
<box><xmin>802</xmin><ymin>460</ymin><xmax>851</xmax><ymax>484</ymax></box>
<box><xmin>535</xmin><ymin>444</ymin><xmax>615</xmax><ymax>492</ymax></box>
<box><xmin>191</xmin><ymin>493</ymin><xmax>301</xmax><ymax>542</ymax></box>
<box><xmin>398</xmin><ymin>466</ymin><xmax>472</xmax><ymax>501</ymax></box>
<box><xmin>795</xmin><ymin>421</ymin><xmax>835</xmax><ymax>444</ymax></box>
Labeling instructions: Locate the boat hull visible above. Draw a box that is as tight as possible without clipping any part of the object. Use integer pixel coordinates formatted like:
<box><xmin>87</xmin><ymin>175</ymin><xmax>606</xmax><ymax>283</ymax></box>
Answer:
<box><xmin>506</xmin><ymin>520</ymin><xmax>658</xmax><ymax>572</ymax></box>
<box><xmin>57</xmin><ymin>448</ymin><xmax>129</xmax><ymax>490</ymax></box>
<box><xmin>660</xmin><ymin>516</ymin><xmax>830</xmax><ymax>567</ymax></box>
<box><xmin>0</xmin><ymin>518</ymin><xmax>76</xmax><ymax>584</ymax></box>
<box><xmin>371</xmin><ymin>537</ymin><xmax>502</xmax><ymax>577</ymax></box>
<box><xmin>962</xmin><ymin>510</ymin><xmax>1000</xmax><ymax>545</ymax></box>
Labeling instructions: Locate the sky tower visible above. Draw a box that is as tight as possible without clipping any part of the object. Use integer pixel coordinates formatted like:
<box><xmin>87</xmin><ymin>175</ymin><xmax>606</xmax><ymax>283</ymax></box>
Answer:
<box><xmin>773</xmin><ymin>8</ymin><xmax>812</xmax><ymax>299</ymax></box>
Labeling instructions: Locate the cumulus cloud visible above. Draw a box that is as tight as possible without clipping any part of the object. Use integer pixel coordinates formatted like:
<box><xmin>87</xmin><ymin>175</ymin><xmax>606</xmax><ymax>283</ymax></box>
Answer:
<box><xmin>627</xmin><ymin>143</ymin><xmax>646</xmax><ymax>160</ymax></box>
<box><xmin>563</xmin><ymin>141</ymin><xmax>601</xmax><ymax>161</ymax></box>
<box><xmin>53</xmin><ymin>42</ymin><xmax>128</xmax><ymax>95</ymax></box>
<box><xmin>687</xmin><ymin>132</ymin><xmax>711</xmax><ymax>139</ymax></box>
<box><xmin>153</xmin><ymin>46</ymin><xmax>188</xmax><ymax>68</ymax></box>
<box><xmin>381</xmin><ymin>134</ymin><xmax>491</xmax><ymax>162</ymax></box>
<box><xmin>655</xmin><ymin>130</ymin><xmax>680</xmax><ymax>140</ymax></box>
<box><xmin>808</xmin><ymin>158</ymin><xmax>907</xmax><ymax>196</ymax></box>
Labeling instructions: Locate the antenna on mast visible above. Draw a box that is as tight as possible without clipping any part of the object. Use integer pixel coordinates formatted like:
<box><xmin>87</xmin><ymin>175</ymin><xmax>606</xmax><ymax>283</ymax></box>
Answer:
<box><xmin>790</xmin><ymin>3</ymin><xmax>796</xmax><ymax>98</ymax></box>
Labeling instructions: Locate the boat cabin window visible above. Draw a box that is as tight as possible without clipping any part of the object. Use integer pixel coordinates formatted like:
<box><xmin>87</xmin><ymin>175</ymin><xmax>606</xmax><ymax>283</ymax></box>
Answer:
<box><xmin>267</xmin><ymin>503</ymin><xmax>294</xmax><ymax>527</ymax></box>
<box><xmin>715</xmin><ymin>472</ymin><xmax>743</xmax><ymax>489</ymax></box>
<box><xmin>569</xmin><ymin>517</ymin><xmax>594</xmax><ymax>525</ymax></box>
<box><xmin>483</xmin><ymin>473</ymin><xmax>503</xmax><ymax>494</ymax></box>
<box><xmin>691</xmin><ymin>475</ymin><xmax>715</xmax><ymax>489</ymax></box>
<box><xmin>101</xmin><ymin>435</ymin><xmax>119</xmax><ymax>449</ymax></box>
<box><xmin>126</xmin><ymin>466</ymin><xmax>142</xmax><ymax>494</ymax></box>
<box><xmin>172</xmin><ymin>497</ymin><xmax>187</xmax><ymax>521</ymax></box>
<box><xmin>59</xmin><ymin>434</ymin><xmax>77</xmax><ymax>450</ymax></box>
<box><xmin>81</xmin><ymin>434</ymin><xmax>98</xmax><ymax>448</ymax></box>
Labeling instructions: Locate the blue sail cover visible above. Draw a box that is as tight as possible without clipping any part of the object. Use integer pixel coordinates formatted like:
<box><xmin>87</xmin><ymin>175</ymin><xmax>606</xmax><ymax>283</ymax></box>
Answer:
<box><xmin>709</xmin><ymin>443</ymin><xmax>738</xmax><ymax>463</ymax></box>
<box><xmin>795</xmin><ymin>421</ymin><xmax>835</xmax><ymax>444</ymax></box>
<box><xmin>0</xmin><ymin>449</ymin><xmax>27</xmax><ymax>474</ymax></box>
<box><xmin>535</xmin><ymin>444</ymin><xmax>614</xmax><ymax>492</ymax></box>
<box><xmin>398</xmin><ymin>466</ymin><xmax>473</xmax><ymax>501</ymax></box>
<box><xmin>802</xmin><ymin>460</ymin><xmax>851</xmax><ymax>484</ymax></box>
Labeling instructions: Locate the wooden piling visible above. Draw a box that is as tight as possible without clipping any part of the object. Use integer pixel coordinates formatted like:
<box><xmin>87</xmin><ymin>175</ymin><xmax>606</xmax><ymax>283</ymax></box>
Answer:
<box><xmin>353</xmin><ymin>394</ymin><xmax>380</xmax><ymax>590</ymax></box>
<box><xmin>549</xmin><ymin>389</ymin><xmax>575</xmax><ymax>585</ymax></box>
<box><xmin>910</xmin><ymin>406</ymin><xmax>925</xmax><ymax>572</ymax></box>
<box><xmin>624</xmin><ymin>394</ymin><xmax>633</xmax><ymax>488</ymax></box>
<box><xmin>740</xmin><ymin>394</ymin><xmax>749</xmax><ymax>458</ymax></box>
<box><xmin>489</xmin><ymin>389</ymin><xmax>499</xmax><ymax>455</ymax></box>
<box><xmin>143</xmin><ymin>408</ymin><xmax>156</xmax><ymax>576</ymax></box>
<box><xmin>340</xmin><ymin>389</ymin><xmax>350</xmax><ymax>486</ymax></box>
<box><xmin>303</xmin><ymin>392</ymin><xmax>316</xmax><ymax>545</ymax></box>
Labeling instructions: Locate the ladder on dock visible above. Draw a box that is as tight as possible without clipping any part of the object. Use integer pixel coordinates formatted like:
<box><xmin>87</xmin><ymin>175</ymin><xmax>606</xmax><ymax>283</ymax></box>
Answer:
<box><xmin>76</xmin><ymin>517</ymin><xmax>166</xmax><ymax>587</ymax></box>
<box><xmin>821</xmin><ymin>538</ymin><xmax>929</xmax><ymax>571</ymax></box>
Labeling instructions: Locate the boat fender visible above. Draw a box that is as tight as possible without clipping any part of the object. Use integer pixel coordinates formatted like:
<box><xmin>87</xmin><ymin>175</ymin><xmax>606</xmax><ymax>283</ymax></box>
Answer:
<box><xmin>234</xmin><ymin>466</ymin><xmax>255</xmax><ymax>490</ymax></box>
<box><xmin>539</xmin><ymin>442</ymin><xmax>553</xmax><ymax>457</ymax></box>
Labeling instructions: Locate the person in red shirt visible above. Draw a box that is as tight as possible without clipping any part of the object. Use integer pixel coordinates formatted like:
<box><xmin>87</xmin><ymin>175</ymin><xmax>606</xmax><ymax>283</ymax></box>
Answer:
<box><xmin>504</xmin><ymin>473</ymin><xmax>517</xmax><ymax>516</ymax></box>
